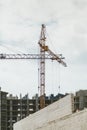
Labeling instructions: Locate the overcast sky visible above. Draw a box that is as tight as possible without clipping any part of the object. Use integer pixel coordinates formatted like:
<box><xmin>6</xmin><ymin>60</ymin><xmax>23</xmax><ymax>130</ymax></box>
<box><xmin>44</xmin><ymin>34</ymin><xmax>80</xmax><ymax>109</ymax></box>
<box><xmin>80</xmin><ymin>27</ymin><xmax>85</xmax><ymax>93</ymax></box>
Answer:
<box><xmin>0</xmin><ymin>0</ymin><xmax>87</xmax><ymax>98</ymax></box>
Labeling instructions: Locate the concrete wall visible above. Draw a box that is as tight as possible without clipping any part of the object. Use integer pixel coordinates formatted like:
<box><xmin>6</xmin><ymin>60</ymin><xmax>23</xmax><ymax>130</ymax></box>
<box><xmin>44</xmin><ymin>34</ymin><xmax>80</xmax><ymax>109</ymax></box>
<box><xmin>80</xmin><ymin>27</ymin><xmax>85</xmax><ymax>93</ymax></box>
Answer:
<box><xmin>14</xmin><ymin>94</ymin><xmax>74</xmax><ymax>130</ymax></box>
<box><xmin>37</xmin><ymin>109</ymin><xmax>87</xmax><ymax>130</ymax></box>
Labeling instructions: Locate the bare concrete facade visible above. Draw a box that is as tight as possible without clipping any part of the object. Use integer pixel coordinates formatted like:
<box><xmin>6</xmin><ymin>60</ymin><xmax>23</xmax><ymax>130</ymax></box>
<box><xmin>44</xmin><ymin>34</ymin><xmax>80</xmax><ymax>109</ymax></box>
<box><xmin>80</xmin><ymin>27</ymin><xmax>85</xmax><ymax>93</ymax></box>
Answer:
<box><xmin>36</xmin><ymin>109</ymin><xmax>87</xmax><ymax>130</ymax></box>
<box><xmin>14</xmin><ymin>94</ymin><xmax>75</xmax><ymax>130</ymax></box>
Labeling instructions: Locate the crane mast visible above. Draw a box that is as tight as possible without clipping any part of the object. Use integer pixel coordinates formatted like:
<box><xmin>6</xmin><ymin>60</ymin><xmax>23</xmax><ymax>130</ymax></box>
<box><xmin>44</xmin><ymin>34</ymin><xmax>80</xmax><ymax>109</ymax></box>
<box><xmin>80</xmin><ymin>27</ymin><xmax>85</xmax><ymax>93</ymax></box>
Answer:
<box><xmin>0</xmin><ymin>24</ymin><xmax>67</xmax><ymax>109</ymax></box>
<box><xmin>38</xmin><ymin>24</ymin><xmax>46</xmax><ymax>109</ymax></box>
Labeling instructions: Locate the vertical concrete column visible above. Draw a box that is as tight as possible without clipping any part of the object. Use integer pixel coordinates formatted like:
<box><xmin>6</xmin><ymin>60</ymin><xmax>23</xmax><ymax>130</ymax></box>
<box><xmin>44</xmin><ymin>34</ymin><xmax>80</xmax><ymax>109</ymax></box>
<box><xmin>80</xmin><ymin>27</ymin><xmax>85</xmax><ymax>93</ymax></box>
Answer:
<box><xmin>20</xmin><ymin>94</ymin><xmax>22</xmax><ymax>119</ymax></box>
<box><xmin>10</xmin><ymin>99</ymin><xmax>13</xmax><ymax>130</ymax></box>
<box><xmin>26</xmin><ymin>94</ymin><xmax>29</xmax><ymax>116</ymax></box>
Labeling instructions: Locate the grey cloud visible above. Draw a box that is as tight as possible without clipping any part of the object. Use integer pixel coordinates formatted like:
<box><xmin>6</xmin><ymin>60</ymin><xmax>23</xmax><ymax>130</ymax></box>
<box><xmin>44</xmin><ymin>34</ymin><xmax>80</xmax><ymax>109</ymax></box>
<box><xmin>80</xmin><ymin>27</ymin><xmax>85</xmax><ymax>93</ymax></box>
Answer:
<box><xmin>73</xmin><ymin>0</ymin><xmax>87</xmax><ymax>9</ymax></box>
<box><xmin>74</xmin><ymin>51</ymin><xmax>87</xmax><ymax>65</ymax></box>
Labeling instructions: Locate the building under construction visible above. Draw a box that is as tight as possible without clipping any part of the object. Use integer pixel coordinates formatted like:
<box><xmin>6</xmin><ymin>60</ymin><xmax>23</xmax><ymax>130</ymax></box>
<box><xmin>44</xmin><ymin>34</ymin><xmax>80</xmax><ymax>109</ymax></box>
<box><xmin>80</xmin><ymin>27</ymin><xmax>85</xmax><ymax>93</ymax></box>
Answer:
<box><xmin>1</xmin><ymin>88</ymin><xmax>87</xmax><ymax>130</ymax></box>
<box><xmin>0</xmin><ymin>88</ymin><xmax>8</xmax><ymax>130</ymax></box>
<box><xmin>0</xmin><ymin>88</ymin><xmax>65</xmax><ymax>130</ymax></box>
<box><xmin>14</xmin><ymin>94</ymin><xmax>87</xmax><ymax>130</ymax></box>
<box><xmin>74</xmin><ymin>90</ymin><xmax>87</xmax><ymax>111</ymax></box>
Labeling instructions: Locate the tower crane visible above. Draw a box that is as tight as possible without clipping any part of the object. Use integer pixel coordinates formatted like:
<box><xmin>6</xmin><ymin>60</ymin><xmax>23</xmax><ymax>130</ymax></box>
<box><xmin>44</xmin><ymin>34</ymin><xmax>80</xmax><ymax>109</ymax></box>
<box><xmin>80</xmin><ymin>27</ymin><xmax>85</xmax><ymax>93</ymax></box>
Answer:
<box><xmin>0</xmin><ymin>24</ymin><xmax>67</xmax><ymax>109</ymax></box>
<box><xmin>38</xmin><ymin>24</ymin><xmax>66</xmax><ymax>108</ymax></box>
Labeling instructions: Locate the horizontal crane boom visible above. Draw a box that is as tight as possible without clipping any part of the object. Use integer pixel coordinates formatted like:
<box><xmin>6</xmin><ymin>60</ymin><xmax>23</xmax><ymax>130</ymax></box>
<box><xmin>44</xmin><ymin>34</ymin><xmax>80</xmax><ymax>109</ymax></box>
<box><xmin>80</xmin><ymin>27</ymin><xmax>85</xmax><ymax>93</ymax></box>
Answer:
<box><xmin>0</xmin><ymin>53</ymin><xmax>65</xmax><ymax>60</ymax></box>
